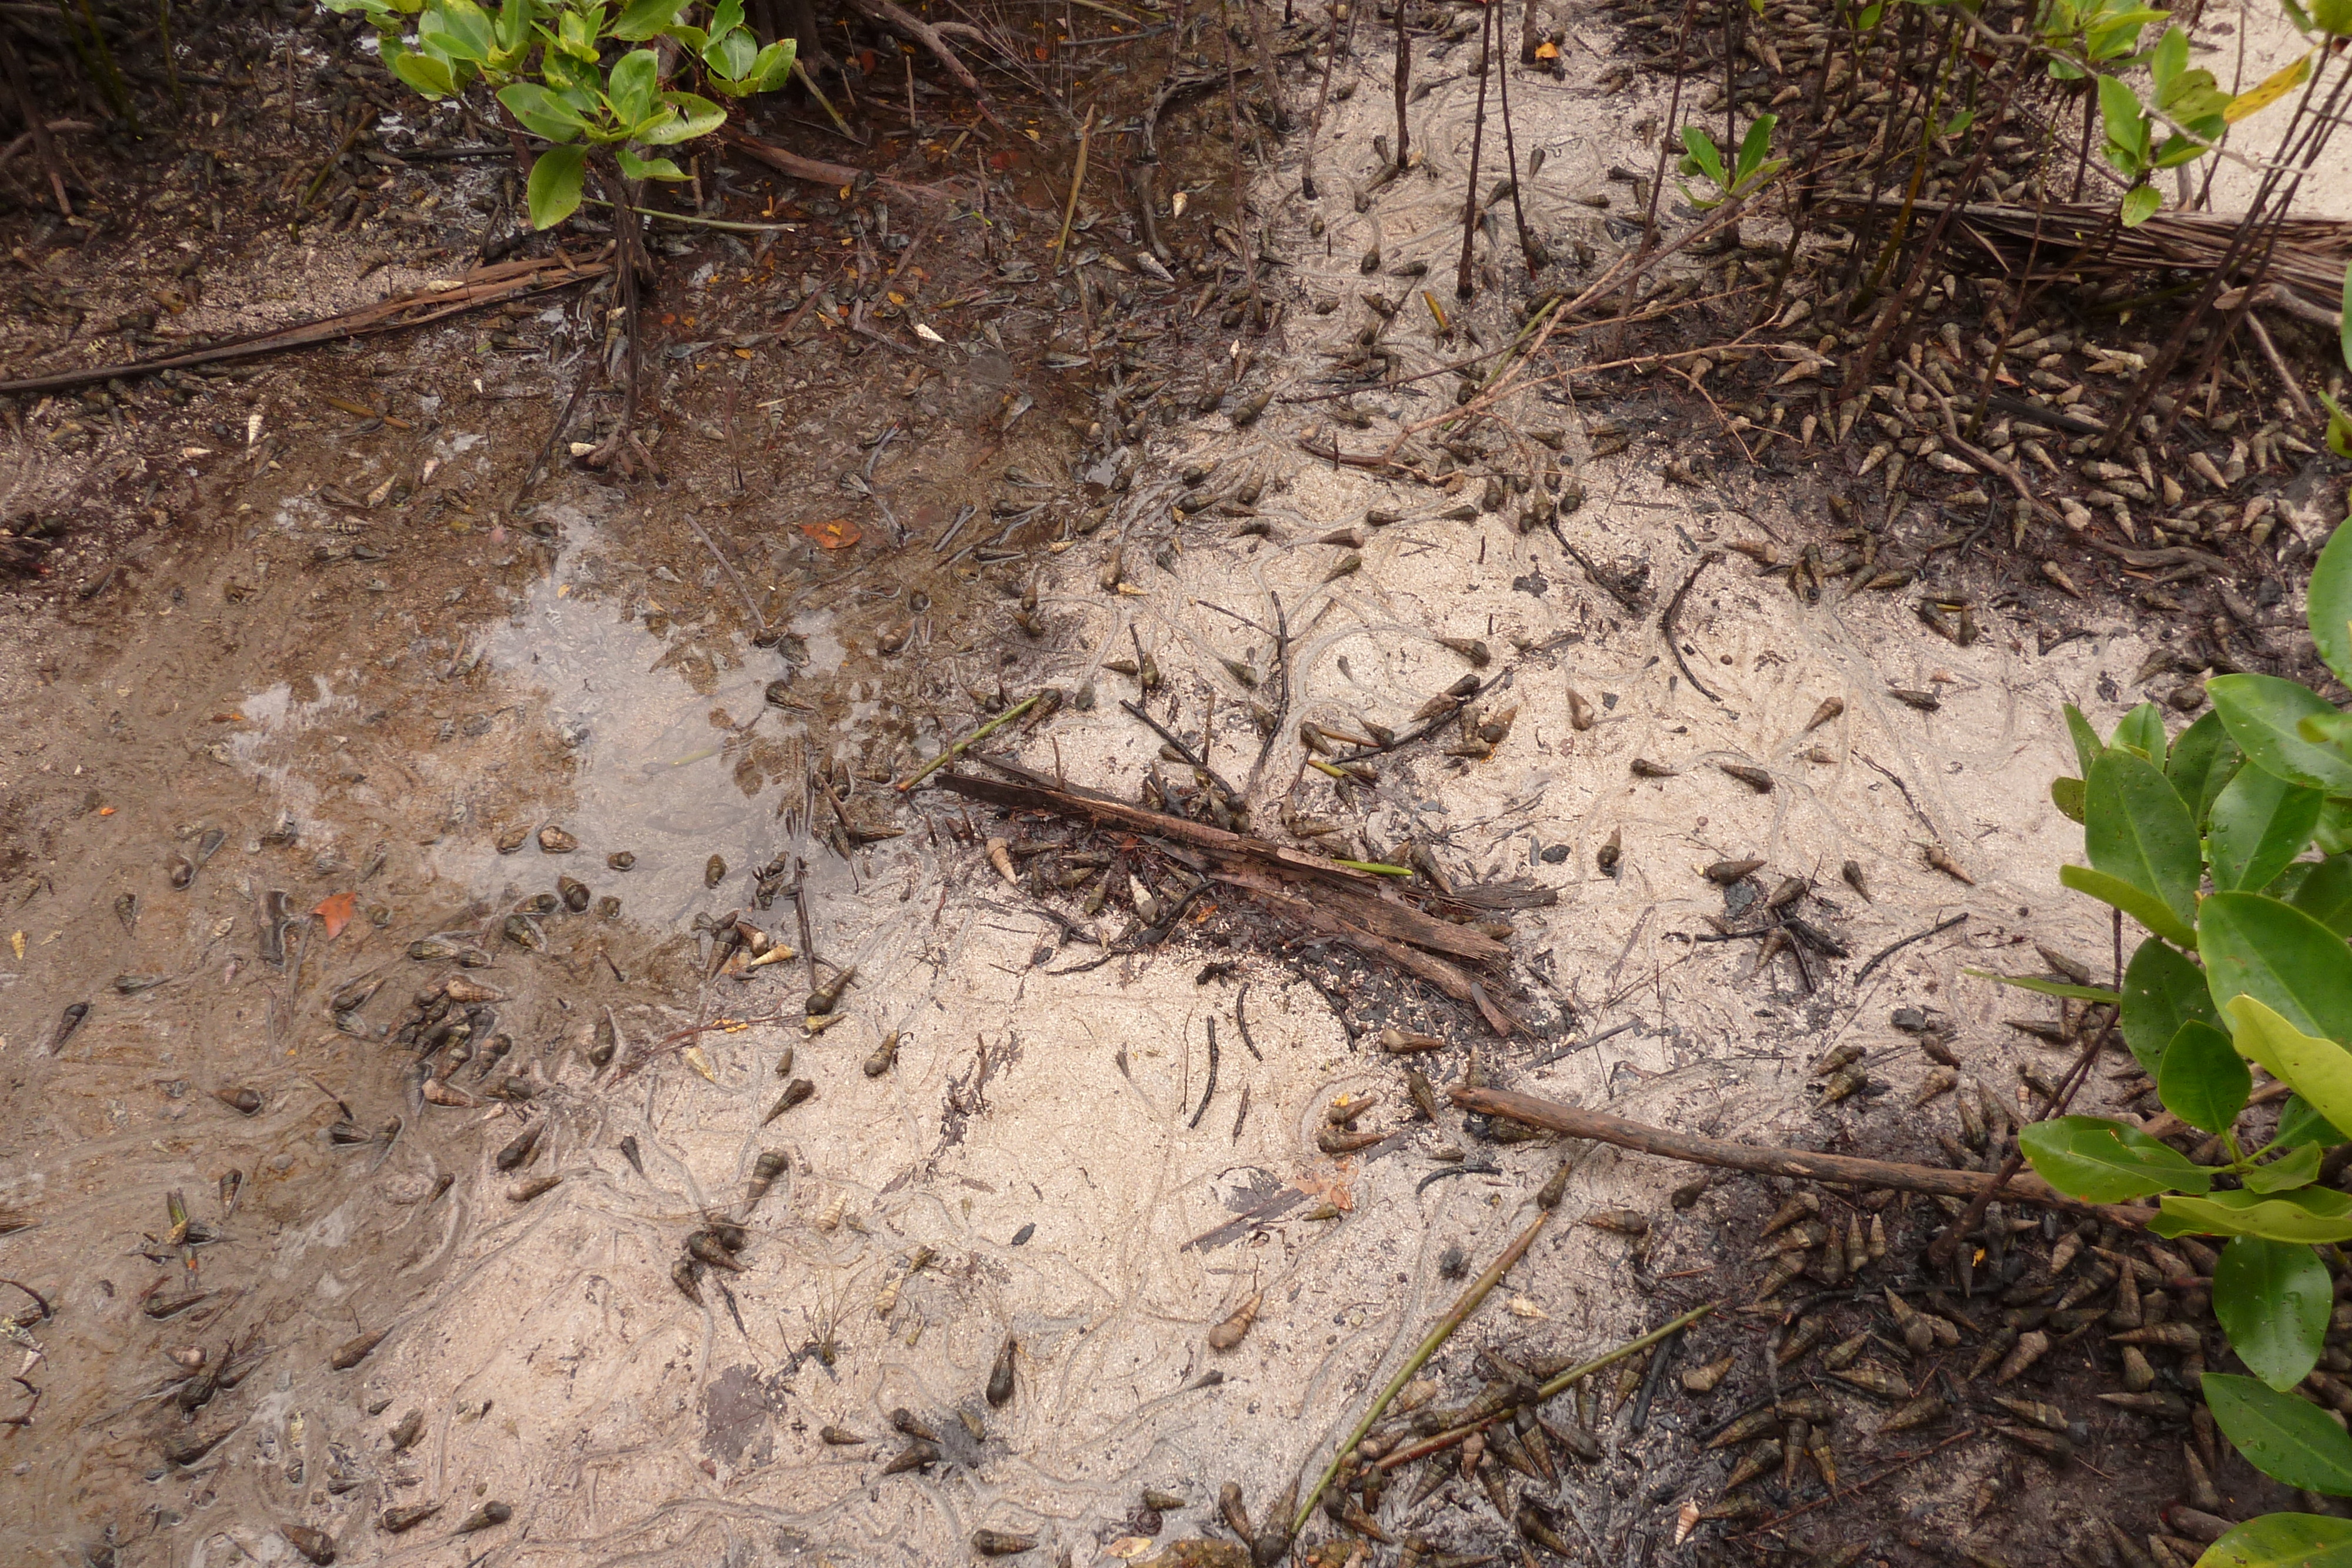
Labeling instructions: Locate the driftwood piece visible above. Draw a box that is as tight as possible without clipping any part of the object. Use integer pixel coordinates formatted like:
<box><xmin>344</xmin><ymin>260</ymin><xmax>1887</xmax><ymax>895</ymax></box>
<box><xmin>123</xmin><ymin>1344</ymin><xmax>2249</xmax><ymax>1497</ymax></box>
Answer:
<box><xmin>0</xmin><ymin>250</ymin><xmax>613</xmax><ymax>396</ymax></box>
<box><xmin>934</xmin><ymin>771</ymin><xmax>1506</xmax><ymax>967</ymax></box>
<box><xmin>1451</xmin><ymin>1084</ymin><xmax>2158</xmax><ymax>1226</ymax></box>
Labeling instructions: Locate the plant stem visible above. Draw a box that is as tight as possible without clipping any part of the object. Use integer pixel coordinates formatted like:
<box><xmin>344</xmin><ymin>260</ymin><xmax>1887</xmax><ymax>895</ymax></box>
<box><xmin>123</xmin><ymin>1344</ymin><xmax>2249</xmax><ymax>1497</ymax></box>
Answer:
<box><xmin>1293</xmin><ymin>1161</ymin><xmax>1570</xmax><ymax>1536</ymax></box>
<box><xmin>1454</xmin><ymin>0</ymin><xmax>1492</xmax><ymax>299</ymax></box>
<box><xmin>1392</xmin><ymin>0</ymin><xmax>1411</xmax><ymax>170</ymax></box>
<box><xmin>895</xmin><ymin>693</ymin><xmax>1045</xmax><ymax>791</ymax></box>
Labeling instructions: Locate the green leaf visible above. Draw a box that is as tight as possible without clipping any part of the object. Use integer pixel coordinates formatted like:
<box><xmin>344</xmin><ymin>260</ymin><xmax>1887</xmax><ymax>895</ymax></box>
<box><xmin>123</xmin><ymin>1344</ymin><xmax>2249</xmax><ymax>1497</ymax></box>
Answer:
<box><xmin>746</xmin><ymin>37</ymin><xmax>798</xmax><ymax>91</ymax></box>
<box><xmin>2323</xmin><ymin>392</ymin><xmax>2352</xmax><ymax>461</ymax></box>
<box><xmin>2149</xmin><ymin>22</ymin><xmax>2187</xmax><ymax>92</ymax></box>
<box><xmin>2099</xmin><ymin>72</ymin><xmax>2150</xmax><ymax>153</ymax></box>
<box><xmin>1679</xmin><ymin>125</ymin><xmax>1728</xmax><ymax>188</ymax></box>
<box><xmin>2064</xmin><ymin>863</ymin><xmax>2199</xmax><ymax>948</ymax></box>
<box><xmin>2321</xmin><ymin>801</ymin><xmax>2352</xmax><ymax>858</ymax></box>
<box><xmin>2315</xmin><ymin>0</ymin><xmax>2352</xmax><ymax>36</ymax></box>
<box><xmin>2053</xmin><ymin>775</ymin><xmax>2087</xmax><ymax>824</ymax></box>
<box><xmin>704</xmin><ymin>25</ymin><xmax>760</xmax><ymax>81</ymax></box>
<box><xmin>2281</xmin><ymin>0</ymin><xmax>2316</xmax><ymax>32</ymax></box>
<box><xmin>2124</xmin><ymin>935</ymin><xmax>2221</xmax><ymax>1074</ymax></box>
<box><xmin>2020</xmin><ymin>1115</ymin><xmax>2214</xmax><ymax>1202</ymax></box>
<box><xmin>1965</xmin><ymin>968</ymin><xmax>2121</xmax><ymax>1005</ymax></box>
<box><xmin>2159</xmin><ymin>1188</ymin><xmax>2352</xmax><ymax>1244</ymax></box>
<box><xmin>2122</xmin><ymin>184</ymin><xmax>2164</xmax><ymax>226</ymax></box>
<box><xmin>709</xmin><ymin>0</ymin><xmax>746</xmax><ymax>37</ymax></box>
<box><xmin>2204</xmin><ymin>1373</ymin><xmax>2352</xmax><ymax>1493</ymax></box>
<box><xmin>2191</xmin><ymin>1512</ymin><xmax>2352</xmax><ymax>1568</ymax></box>
<box><xmin>2243</xmin><ymin>1141</ymin><xmax>2325</xmax><ymax>1190</ymax></box>
<box><xmin>2317</xmin><ymin>525</ymin><xmax>2352</xmax><ymax>694</ymax></box>
<box><xmin>2066</xmin><ymin>703</ymin><xmax>2106</xmax><ymax>778</ymax></box>
<box><xmin>2210</xmin><ymin>674</ymin><xmax>2352</xmax><ymax>795</ymax></box>
<box><xmin>1942</xmin><ymin>108</ymin><xmax>1975</xmax><ymax>138</ymax></box>
<box><xmin>640</xmin><ymin>91</ymin><xmax>725</xmax><ymax>143</ymax></box>
<box><xmin>614</xmin><ymin>146</ymin><xmax>686</xmax><ymax>180</ymax></box>
<box><xmin>525</xmin><ymin>142</ymin><xmax>587</xmax><ymax>229</ymax></box>
<box><xmin>2291</xmin><ymin>855</ymin><xmax>2352</xmax><ymax>937</ymax></box>
<box><xmin>607</xmin><ymin>48</ymin><xmax>661</xmax><ymax>124</ymax></box>
<box><xmin>2086</xmin><ymin>748</ymin><xmax>2202</xmax><ymax>934</ymax></box>
<box><xmin>2167</xmin><ymin>710</ymin><xmax>2243</xmax><ymax>828</ymax></box>
<box><xmin>2214</xmin><ymin>1238</ymin><xmax>2331</xmax><ymax>1390</ymax></box>
<box><xmin>611</xmin><ymin>0</ymin><xmax>683</xmax><ymax>38</ymax></box>
<box><xmin>390</xmin><ymin>48</ymin><xmax>461</xmax><ymax>98</ymax></box>
<box><xmin>2211</xmin><ymin>766</ymin><xmax>2327</xmax><ymax>892</ymax></box>
<box><xmin>1735</xmin><ymin>114</ymin><xmax>1778</xmax><ymax>182</ymax></box>
<box><xmin>499</xmin><ymin>81</ymin><xmax>592</xmax><ymax>140</ymax></box>
<box><xmin>2227</xmin><ymin>994</ymin><xmax>2352</xmax><ymax>1142</ymax></box>
<box><xmin>2204</xmin><ymin>898</ymin><xmax>2352</xmax><ymax>1052</ymax></box>
<box><xmin>2113</xmin><ymin>700</ymin><xmax>2170</xmax><ymax>766</ymax></box>
<box><xmin>418</xmin><ymin>0</ymin><xmax>493</xmax><ymax>62</ymax></box>
<box><xmin>2341</xmin><ymin>260</ymin><xmax>2351</xmax><ymax>372</ymax></box>
<box><xmin>2276</xmin><ymin>1095</ymin><xmax>2352</xmax><ymax>1150</ymax></box>
<box><xmin>2161</xmin><ymin>1018</ymin><xmax>2251</xmax><ymax>1134</ymax></box>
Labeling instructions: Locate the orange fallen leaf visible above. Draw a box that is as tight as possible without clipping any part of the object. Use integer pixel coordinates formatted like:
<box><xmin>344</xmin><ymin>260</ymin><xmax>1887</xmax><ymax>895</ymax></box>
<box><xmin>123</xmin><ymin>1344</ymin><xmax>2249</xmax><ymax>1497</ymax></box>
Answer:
<box><xmin>1535</xmin><ymin>38</ymin><xmax>1559</xmax><ymax>57</ymax></box>
<box><xmin>97</xmin><ymin>805</ymin><xmax>115</xmax><ymax>817</ymax></box>
<box><xmin>313</xmin><ymin>891</ymin><xmax>356</xmax><ymax>940</ymax></box>
<box><xmin>800</xmin><ymin>519</ymin><xmax>862</xmax><ymax>550</ymax></box>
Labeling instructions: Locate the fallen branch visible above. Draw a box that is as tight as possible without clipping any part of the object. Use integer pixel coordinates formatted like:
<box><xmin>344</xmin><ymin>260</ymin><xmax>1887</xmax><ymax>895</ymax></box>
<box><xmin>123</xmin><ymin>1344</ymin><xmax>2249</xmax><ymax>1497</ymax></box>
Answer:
<box><xmin>1450</xmin><ymin>1084</ymin><xmax>2157</xmax><ymax>1225</ymax></box>
<box><xmin>934</xmin><ymin>771</ymin><xmax>1505</xmax><ymax>967</ymax></box>
<box><xmin>1661</xmin><ymin>551</ymin><xmax>1726</xmax><ymax>703</ymax></box>
<box><xmin>0</xmin><ymin>250</ymin><xmax>612</xmax><ymax>396</ymax></box>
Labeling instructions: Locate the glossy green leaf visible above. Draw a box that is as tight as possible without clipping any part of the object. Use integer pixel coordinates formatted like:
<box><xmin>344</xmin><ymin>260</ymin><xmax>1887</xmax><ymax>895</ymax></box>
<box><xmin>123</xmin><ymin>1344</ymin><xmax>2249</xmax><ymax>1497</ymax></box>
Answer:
<box><xmin>390</xmin><ymin>48</ymin><xmax>460</xmax><ymax>98</ymax></box>
<box><xmin>2278</xmin><ymin>1094</ymin><xmax>2352</xmax><ymax>1151</ymax></box>
<box><xmin>2160</xmin><ymin>1018</ymin><xmax>2250</xmax><ymax>1134</ymax></box>
<box><xmin>606</xmin><ymin>49</ymin><xmax>661</xmax><ymax>125</ymax></box>
<box><xmin>2205</xmin><ymin>898</ymin><xmax>2352</xmax><ymax>1052</ymax></box>
<box><xmin>2100</xmin><ymin>73</ymin><xmax>2151</xmax><ymax>157</ymax></box>
<box><xmin>2320</xmin><ymin>801</ymin><xmax>2352</xmax><ymax>858</ymax></box>
<box><xmin>2310</xmin><ymin>517</ymin><xmax>2352</xmax><ymax>690</ymax></box>
<box><xmin>2204</xmin><ymin>1374</ymin><xmax>2352</xmax><ymax>1494</ymax></box>
<box><xmin>640</xmin><ymin>91</ymin><xmax>725</xmax><ymax>143</ymax></box>
<box><xmin>1679</xmin><ymin>125</ymin><xmax>1728</xmax><ymax>187</ymax></box>
<box><xmin>2064</xmin><ymin>863</ymin><xmax>2198</xmax><ymax>948</ymax></box>
<box><xmin>2191</xmin><ymin>1512</ymin><xmax>2352</xmax><ymax>1568</ymax></box>
<box><xmin>2122</xmin><ymin>184</ymin><xmax>2164</xmax><ymax>226</ymax></box>
<box><xmin>2053</xmin><ymin>775</ymin><xmax>2087</xmax><ymax>824</ymax></box>
<box><xmin>524</xmin><ymin>142</ymin><xmax>587</xmax><ymax>229</ymax></box>
<box><xmin>2124</xmin><ymin>935</ymin><xmax>2220</xmax><ymax>1074</ymax></box>
<box><xmin>2291</xmin><ymin>855</ymin><xmax>2352</xmax><ymax>937</ymax></box>
<box><xmin>704</xmin><ymin>25</ymin><xmax>759</xmax><ymax>79</ymax></box>
<box><xmin>2066</xmin><ymin>703</ymin><xmax>2104</xmax><ymax>778</ymax></box>
<box><xmin>745</xmin><ymin>38</ymin><xmax>797</xmax><ymax>91</ymax></box>
<box><xmin>2158</xmin><ymin>1188</ymin><xmax>2352</xmax><ymax>1245</ymax></box>
<box><xmin>2210</xmin><ymin>674</ymin><xmax>2352</xmax><ymax>795</ymax></box>
<box><xmin>2020</xmin><ymin>1115</ymin><xmax>2214</xmax><ymax>1202</ymax></box>
<box><xmin>2242</xmin><ymin>1142</ymin><xmax>2324</xmax><ymax>1191</ymax></box>
<box><xmin>418</xmin><ymin>0</ymin><xmax>493</xmax><ymax>62</ymax></box>
<box><xmin>611</xmin><ymin>0</ymin><xmax>683</xmax><ymax>38</ymax></box>
<box><xmin>2210</xmin><ymin>765</ymin><xmax>2326</xmax><ymax>892</ymax></box>
<box><xmin>2112</xmin><ymin>701</ymin><xmax>2170</xmax><ymax>765</ymax></box>
<box><xmin>2316</xmin><ymin>0</ymin><xmax>2352</xmax><ymax>36</ymax></box>
<box><xmin>499</xmin><ymin>81</ymin><xmax>591</xmax><ymax>140</ymax></box>
<box><xmin>2228</xmin><ymin>995</ymin><xmax>2352</xmax><ymax>1142</ymax></box>
<box><xmin>1965</xmin><ymin>968</ymin><xmax>2121</xmax><ymax>1005</ymax></box>
<box><xmin>2087</xmin><ymin>749</ymin><xmax>2201</xmax><ymax>933</ymax></box>
<box><xmin>2167</xmin><ymin>710</ymin><xmax>2244</xmax><ymax>828</ymax></box>
<box><xmin>614</xmin><ymin>146</ymin><xmax>686</xmax><ymax>180</ymax></box>
<box><xmin>2213</xmin><ymin>1238</ymin><xmax>2330</xmax><ymax>1389</ymax></box>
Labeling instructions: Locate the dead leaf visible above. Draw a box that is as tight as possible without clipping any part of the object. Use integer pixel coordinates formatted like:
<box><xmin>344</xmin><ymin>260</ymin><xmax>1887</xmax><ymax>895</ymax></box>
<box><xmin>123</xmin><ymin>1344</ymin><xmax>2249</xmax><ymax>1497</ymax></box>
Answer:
<box><xmin>8</xmin><ymin>931</ymin><xmax>22</xmax><ymax>960</ymax></box>
<box><xmin>313</xmin><ymin>891</ymin><xmax>356</xmax><ymax>940</ymax></box>
<box><xmin>1535</xmin><ymin>38</ymin><xmax>1559</xmax><ymax>57</ymax></box>
<box><xmin>801</xmin><ymin>519</ymin><xmax>862</xmax><ymax>550</ymax></box>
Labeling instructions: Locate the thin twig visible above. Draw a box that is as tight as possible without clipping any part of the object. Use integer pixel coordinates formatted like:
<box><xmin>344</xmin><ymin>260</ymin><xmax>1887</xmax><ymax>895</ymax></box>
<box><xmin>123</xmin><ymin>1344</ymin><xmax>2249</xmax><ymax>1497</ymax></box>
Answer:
<box><xmin>1661</xmin><ymin>551</ymin><xmax>1726</xmax><ymax>704</ymax></box>
<box><xmin>1851</xmin><ymin>912</ymin><xmax>1967</xmax><ymax>988</ymax></box>
<box><xmin>897</xmin><ymin>693</ymin><xmax>1046</xmax><ymax>791</ymax></box>
<box><xmin>1295</xmin><ymin>1161</ymin><xmax>1572</xmax><ymax>1534</ymax></box>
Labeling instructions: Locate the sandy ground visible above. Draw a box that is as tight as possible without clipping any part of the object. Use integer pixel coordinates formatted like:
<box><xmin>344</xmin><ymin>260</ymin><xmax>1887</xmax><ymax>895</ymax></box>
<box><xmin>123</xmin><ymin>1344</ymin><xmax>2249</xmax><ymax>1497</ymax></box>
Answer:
<box><xmin>0</xmin><ymin>6</ymin><xmax>2344</xmax><ymax>1568</ymax></box>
